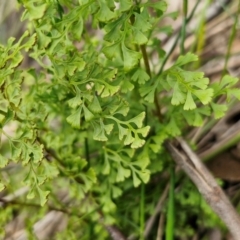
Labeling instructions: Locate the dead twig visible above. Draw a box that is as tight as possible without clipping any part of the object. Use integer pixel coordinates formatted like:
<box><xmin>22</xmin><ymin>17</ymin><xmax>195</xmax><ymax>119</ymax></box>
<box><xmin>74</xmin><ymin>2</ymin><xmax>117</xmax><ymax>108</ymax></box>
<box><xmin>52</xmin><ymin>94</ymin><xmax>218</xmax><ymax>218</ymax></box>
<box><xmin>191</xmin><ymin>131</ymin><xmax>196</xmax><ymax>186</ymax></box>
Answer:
<box><xmin>104</xmin><ymin>225</ymin><xmax>127</xmax><ymax>240</ymax></box>
<box><xmin>0</xmin><ymin>187</ymin><xmax>29</xmax><ymax>207</ymax></box>
<box><xmin>156</xmin><ymin>212</ymin><xmax>165</xmax><ymax>240</ymax></box>
<box><xmin>144</xmin><ymin>184</ymin><xmax>169</xmax><ymax>238</ymax></box>
<box><xmin>165</xmin><ymin>137</ymin><xmax>240</xmax><ymax>240</ymax></box>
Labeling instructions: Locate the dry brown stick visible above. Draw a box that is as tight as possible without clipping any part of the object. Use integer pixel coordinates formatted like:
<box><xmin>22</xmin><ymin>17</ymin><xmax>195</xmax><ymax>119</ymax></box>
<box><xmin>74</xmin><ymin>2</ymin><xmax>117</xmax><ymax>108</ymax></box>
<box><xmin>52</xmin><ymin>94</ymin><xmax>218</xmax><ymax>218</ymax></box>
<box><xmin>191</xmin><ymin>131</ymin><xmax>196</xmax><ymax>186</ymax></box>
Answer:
<box><xmin>7</xmin><ymin>193</ymin><xmax>70</xmax><ymax>240</ymax></box>
<box><xmin>104</xmin><ymin>225</ymin><xmax>127</xmax><ymax>240</ymax></box>
<box><xmin>156</xmin><ymin>212</ymin><xmax>165</xmax><ymax>240</ymax></box>
<box><xmin>165</xmin><ymin>137</ymin><xmax>240</xmax><ymax>239</ymax></box>
<box><xmin>99</xmin><ymin>214</ymin><xmax>127</xmax><ymax>240</ymax></box>
<box><xmin>0</xmin><ymin>187</ymin><xmax>29</xmax><ymax>207</ymax></box>
<box><xmin>144</xmin><ymin>183</ymin><xmax>169</xmax><ymax>238</ymax></box>
<box><xmin>199</xmin><ymin>121</ymin><xmax>240</xmax><ymax>161</ymax></box>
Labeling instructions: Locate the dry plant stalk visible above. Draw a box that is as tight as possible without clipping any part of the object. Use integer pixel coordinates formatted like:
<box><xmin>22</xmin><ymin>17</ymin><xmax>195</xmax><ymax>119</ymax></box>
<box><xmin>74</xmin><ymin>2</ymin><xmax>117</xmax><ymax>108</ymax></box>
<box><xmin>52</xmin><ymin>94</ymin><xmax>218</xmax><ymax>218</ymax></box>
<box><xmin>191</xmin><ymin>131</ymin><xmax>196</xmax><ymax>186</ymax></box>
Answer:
<box><xmin>144</xmin><ymin>184</ymin><xmax>169</xmax><ymax>238</ymax></box>
<box><xmin>166</xmin><ymin>137</ymin><xmax>240</xmax><ymax>239</ymax></box>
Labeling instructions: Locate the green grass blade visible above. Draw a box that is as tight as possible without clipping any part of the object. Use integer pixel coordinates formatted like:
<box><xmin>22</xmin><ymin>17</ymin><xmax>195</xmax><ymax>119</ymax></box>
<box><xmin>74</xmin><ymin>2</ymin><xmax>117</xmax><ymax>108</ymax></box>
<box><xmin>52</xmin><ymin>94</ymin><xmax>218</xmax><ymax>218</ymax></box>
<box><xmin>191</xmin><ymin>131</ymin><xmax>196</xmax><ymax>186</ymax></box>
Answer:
<box><xmin>140</xmin><ymin>182</ymin><xmax>145</xmax><ymax>240</ymax></box>
<box><xmin>165</xmin><ymin>167</ymin><xmax>175</xmax><ymax>240</ymax></box>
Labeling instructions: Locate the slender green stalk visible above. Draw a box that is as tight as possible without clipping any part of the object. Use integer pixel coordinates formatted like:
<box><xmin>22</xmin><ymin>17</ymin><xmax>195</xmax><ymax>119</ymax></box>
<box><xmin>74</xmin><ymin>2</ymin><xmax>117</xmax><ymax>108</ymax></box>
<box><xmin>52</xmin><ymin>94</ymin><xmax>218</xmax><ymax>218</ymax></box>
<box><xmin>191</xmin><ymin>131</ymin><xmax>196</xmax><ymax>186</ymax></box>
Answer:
<box><xmin>165</xmin><ymin>167</ymin><xmax>175</xmax><ymax>240</ymax></box>
<box><xmin>140</xmin><ymin>44</ymin><xmax>151</xmax><ymax>77</ymax></box>
<box><xmin>180</xmin><ymin>0</ymin><xmax>188</xmax><ymax>55</ymax></box>
<box><xmin>85</xmin><ymin>137</ymin><xmax>90</xmax><ymax>163</ymax></box>
<box><xmin>158</xmin><ymin>0</ymin><xmax>200</xmax><ymax>75</ymax></box>
<box><xmin>165</xmin><ymin>1</ymin><xmax>187</xmax><ymax>236</ymax></box>
<box><xmin>140</xmin><ymin>183</ymin><xmax>145</xmax><ymax>240</ymax></box>
<box><xmin>132</xmin><ymin>14</ymin><xmax>162</xmax><ymax>123</ymax></box>
<box><xmin>140</xmin><ymin>44</ymin><xmax>162</xmax><ymax>122</ymax></box>
<box><xmin>133</xmin><ymin>23</ymin><xmax>148</xmax><ymax>240</ymax></box>
<box><xmin>222</xmin><ymin>0</ymin><xmax>240</xmax><ymax>77</ymax></box>
<box><xmin>192</xmin><ymin>0</ymin><xmax>210</xmax><ymax>67</ymax></box>
<box><xmin>0</xmin><ymin>197</ymin><xmax>101</xmax><ymax>219</ymax></box>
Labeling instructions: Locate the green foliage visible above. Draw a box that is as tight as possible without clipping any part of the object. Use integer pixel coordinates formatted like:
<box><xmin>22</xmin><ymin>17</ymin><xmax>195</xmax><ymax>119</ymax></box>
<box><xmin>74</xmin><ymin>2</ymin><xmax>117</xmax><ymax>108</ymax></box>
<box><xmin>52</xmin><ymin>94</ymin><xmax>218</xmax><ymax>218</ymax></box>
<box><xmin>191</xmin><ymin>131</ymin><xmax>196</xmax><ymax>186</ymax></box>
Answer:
<box><xmin>0</xmin><ymin>0</ymin><xmax>239</xmax><ymax>239</ymax></box>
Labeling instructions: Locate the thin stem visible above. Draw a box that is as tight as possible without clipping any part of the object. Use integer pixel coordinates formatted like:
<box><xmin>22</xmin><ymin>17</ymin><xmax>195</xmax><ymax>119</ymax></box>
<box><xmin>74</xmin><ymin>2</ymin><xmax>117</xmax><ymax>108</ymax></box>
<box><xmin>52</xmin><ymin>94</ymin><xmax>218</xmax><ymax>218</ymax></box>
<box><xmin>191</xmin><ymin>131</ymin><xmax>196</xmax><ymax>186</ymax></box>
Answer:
<box><xmin>158</xmin><ymin>0</ymin><xmax>201</xmax><ymax>75</ymax></box>
<box><xmin>131</xmin><ymin>11</ymin><xmax>162</xmax><ymax>122</ymax></box>
<box><xmin>138</xmin><ymin>43</ymin><xmax>148</xmax><ymax>236</ymax></box>
<box><xmin>139</xmin><ymin>183</ymin><xmax>145</xmax><ymax>240</ymax></box>
<box><xmin>222</xmin><ymin>0</ymin><xmax>240</xmax><ymax>77</ymax></box>
<box><xmin>0</xmin><ymin>198</ymin><xmax>70</xmax><ymax>214</ymax></box>
<box><xmin>165</xmin><ymin>166</ymin><xmax>175</xmax><ymax>240</ymax></box>
<box><xmin>85</xmin><ymin>137</ymin><xmax>90</xmax><ymax>163</ymax></box>
<box><xmin>180</xmin><ymin>0</ymin><xmax>188</xmax><ymax>55</ymax></box>
<box><xmin>144</xmin><ymin>184</ymin><xmax>169</xmax><ymax>238</ymax></box>
<box><xmin>140</xmin><ymin>45</ymin><xmax>151</xmax><ymax>77</ymax></box>
<box><xmin>140</xmin><ymin>44</ymin><xmax>162</xmax><ymax>122</ymax></box>
<box><xmin>0</xmin><ymin>197</ymin><xmax>105</xmax><ymax>226</ymax></box>
<box><xmin>37</xmin><ymin>137</ymin><xmax>85</xmax><ymax>184</ymax></box>
<box><xmin>156</xmin><ymin>213</ymin><xmax>165</xmax><ymax>240</ymax></box>
<box><xmin>200</xmin><ymin>132</ymin><xmax>240</xmax><ymax>161</ymax></box>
